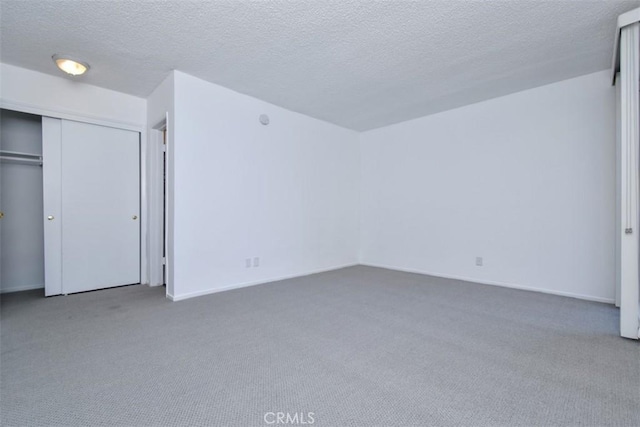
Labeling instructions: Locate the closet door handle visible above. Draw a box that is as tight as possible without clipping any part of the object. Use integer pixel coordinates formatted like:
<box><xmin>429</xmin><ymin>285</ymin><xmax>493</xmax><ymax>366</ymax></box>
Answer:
<box><xmin>47</xmin><ymin>215</ymin><xmax>54</xmax><ymax>221</ymax></box>
<box><xmin>132</xmin><ymin>215</ymin><xmax>138</xmax><ymax>220</ymax></box>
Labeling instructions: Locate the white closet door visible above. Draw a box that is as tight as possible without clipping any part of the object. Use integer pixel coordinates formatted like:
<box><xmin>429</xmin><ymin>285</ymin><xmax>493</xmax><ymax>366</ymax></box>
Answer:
<box><xmin>60</xmin><ymin>120</ymin><xmax>140</xmax><ymax>294</ymax></box>
<box><xmin>43</xmin><ymin>117</ymin><xmax>62</xmax><ymax>296</ymax></box>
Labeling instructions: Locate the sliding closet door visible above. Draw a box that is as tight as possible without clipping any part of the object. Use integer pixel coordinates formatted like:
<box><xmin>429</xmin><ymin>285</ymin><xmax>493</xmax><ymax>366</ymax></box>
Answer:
<box><xmin>43</xmin><ymin>119</ymin><xmax>140</xmax><ymax>296</ymax></box>
<box><xmin>60</xmin><ymin>120</ymin><xmax>140</xmax><ymax>294</ymax></box>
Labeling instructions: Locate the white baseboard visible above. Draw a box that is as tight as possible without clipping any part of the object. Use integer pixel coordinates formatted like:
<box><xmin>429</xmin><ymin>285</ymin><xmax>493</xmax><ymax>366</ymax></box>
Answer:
<box><xmin>1</xmin><ymin>283</ymin><xmax>44</xmax><ymax>294</ymax></box>
<box><xmin>360</xmin><ymin>262</ymin><xmax>615</xmax><ymax>304</ymax></box>
<box><xmin>166</xmin><ymin>261</ymin><xmax>615</xmax><ymax>305</ymax></box>
<box><xmin>168</xmin><ymin>262</ymin><xmax>359</xmax><ymax>302</ymax></box>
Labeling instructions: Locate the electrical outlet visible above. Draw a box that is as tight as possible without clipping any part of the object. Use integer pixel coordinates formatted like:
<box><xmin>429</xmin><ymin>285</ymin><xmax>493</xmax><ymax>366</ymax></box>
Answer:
<box><xmin>245</xmin><ymin>258</ymin><xmax>252</xmax><ymax>268</ymax></box>
<box><xmin>475</xmin><ymin>257</ymin><xmax>483</xmax><ymax>267</ymax></box>
<box><xmin>253</xmin><ymin>257</ymin><xmax>260</xmax><ymax>267</ymax></box>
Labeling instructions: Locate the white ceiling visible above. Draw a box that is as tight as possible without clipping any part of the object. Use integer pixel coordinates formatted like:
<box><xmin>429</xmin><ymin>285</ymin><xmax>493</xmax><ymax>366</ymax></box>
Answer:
<box><xmin>1</xmin><ymin>0</ymin><xmax>639</xmax><ymax>131</ymax></box>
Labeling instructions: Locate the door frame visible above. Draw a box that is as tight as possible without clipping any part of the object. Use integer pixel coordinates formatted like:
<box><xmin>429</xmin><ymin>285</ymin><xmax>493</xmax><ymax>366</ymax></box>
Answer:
<box><xmin>616</xmin><ymin>22</ymin><xmax>640</xmax><ymax>339</ymax></box>
<box><xmin>149</xmin><ymin>118</ymin><xmax>168</xmax><ymax>291</ymax></box>
<box><xmin>1</xmin><ymin>100</ymin><xmax>150</xmax><ymax>287</ymax></box>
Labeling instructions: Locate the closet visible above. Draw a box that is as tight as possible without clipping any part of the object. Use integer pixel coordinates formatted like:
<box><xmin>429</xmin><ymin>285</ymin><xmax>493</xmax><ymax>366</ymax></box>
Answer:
<box><xmin>0</xmin><ymin>110</ymin><xmax>44</xmax><ymax>293</ymax></box>
<box><xmin>0</xmin><ymin>109</ymin><xmax>141</xmax><ymax>296</ymax></box>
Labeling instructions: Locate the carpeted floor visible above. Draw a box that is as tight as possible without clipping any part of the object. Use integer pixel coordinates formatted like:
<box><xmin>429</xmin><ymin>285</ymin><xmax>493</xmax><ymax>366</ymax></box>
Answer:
<box><xmin>1</xmin><ymin>266</ymin><xmax>638</xmax><ymax>426</ymax></box>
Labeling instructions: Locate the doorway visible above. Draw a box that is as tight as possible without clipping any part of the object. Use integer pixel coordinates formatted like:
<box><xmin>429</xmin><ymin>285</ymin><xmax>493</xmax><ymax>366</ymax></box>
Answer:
<box><xmin>148</xmin><ymin>119</ymin><xmax>169</xmax><ymax>292</ymax></box>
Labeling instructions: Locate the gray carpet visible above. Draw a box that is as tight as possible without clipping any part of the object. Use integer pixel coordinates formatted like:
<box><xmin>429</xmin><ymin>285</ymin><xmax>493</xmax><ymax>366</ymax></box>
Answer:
<box><xmin>1</xmin><ymin>266</ymin><xmax>638</xmax><ymax>426</ymax></box>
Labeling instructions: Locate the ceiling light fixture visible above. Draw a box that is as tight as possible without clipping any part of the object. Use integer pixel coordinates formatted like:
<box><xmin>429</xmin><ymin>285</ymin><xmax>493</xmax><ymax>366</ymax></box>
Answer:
<box><xmin>52</xmin><ymin>54</ymin><xmax>89</xmax><ymax>76</ymax></box>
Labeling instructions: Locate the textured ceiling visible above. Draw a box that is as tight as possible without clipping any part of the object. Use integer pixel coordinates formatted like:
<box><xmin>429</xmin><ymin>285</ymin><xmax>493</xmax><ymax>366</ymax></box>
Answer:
<box><xmin>1</xmin><ymin>0</ymin><xmax>639</xmax><ymax>131</ymax></box>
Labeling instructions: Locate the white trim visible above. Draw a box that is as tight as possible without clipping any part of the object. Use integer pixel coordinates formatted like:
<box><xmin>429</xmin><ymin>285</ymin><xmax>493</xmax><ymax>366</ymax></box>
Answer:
<box><xmin>618</xmin><ymin>8</ymin><xmax>640</xmax><ymax>32</ymax></box>
<box><xmin>615</xmin><ymin>75</ymin><xmax>622</xmax><ymax>308</ymax></box>
<box><xmin>166</xmin><ymin>261</ymin><xmax>616</xmax><ymax>304</ymax></box>
<box><xmin>618</xmin><ymin>23</ymin><xmax>640</xmax><ymax>339</ymax></box>
<box><xmin>1</xmin><ymin>284</ymin><xmax>44</xmax><ymax>293</ymax></box>
<box><xmin>164</xmin><ymin>112</ymin><xmax>173</xmax><ymax>299</ymax></box>
<box><xmin>0</xmin><ymin>99</ymin><xmax>144</xmax><ymax>131</ymax></box>
<box><xmin>610</xmin><ymin>7</ymin><xmax>640</xmax><ymax>84</ymax></box>
<box><xmin>360</xmin><ymin>262</ymin><xmax>616</xmax><ymax>304</ymax></box>
<box><xmin>167</xmin><ymin>263</ymin><xmax>359</xmax><ymax>301</ymax></box>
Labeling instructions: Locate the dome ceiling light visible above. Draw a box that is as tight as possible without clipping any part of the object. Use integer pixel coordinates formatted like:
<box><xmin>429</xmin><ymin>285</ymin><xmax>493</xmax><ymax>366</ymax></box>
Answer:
<box><xmin>52</xmin><ymin>54</ymin><xmax>89</xmax><ymax>76</ymax></box>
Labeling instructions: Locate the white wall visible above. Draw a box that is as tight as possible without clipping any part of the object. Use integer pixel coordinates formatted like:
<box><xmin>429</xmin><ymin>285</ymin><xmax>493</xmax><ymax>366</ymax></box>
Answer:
<box><xmin>0</xmin><ymin>62</ymin><xmax>617</xmax><ymax>304</ymax></box>
<box><xmin>147</xmin><ymin>72</ymin><xmax>174</xmax><ymax>129</ymax></box>
<box><xmin>170</xmin><ymin>71</ymin><xmax>359</xmax><ymax>300</ymax></box>
<box><xmin>0</xmin><ymin>63</ymin><xmax>146</xmax><ymax>127</ymax></box>
<box><xmin>360</xmin><ymin>70</ymin><xmax>616</xmax><ymax>303</ymax></box>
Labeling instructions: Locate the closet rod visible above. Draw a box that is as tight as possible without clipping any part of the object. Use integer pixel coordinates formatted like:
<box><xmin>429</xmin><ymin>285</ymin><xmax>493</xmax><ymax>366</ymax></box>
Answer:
<box><xmin>0</xmin><ymin>150</ymin><xmax>41</xmax><ymax>159</ymax></box>
<box><xmin>0</xmin><ymin>156</ymin><xmax>42</xmax><ymax>166</ymax></box>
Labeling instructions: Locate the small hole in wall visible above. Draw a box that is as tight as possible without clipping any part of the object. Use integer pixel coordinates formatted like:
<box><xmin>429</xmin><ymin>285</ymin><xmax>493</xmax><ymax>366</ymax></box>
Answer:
<box><xmin>259</xmin><ymin>114</ymin><xmax>270</xmax><ymax>125</ymax></box>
